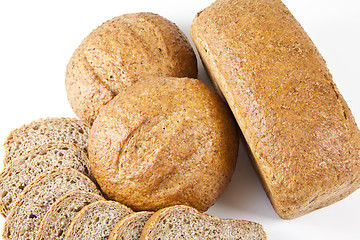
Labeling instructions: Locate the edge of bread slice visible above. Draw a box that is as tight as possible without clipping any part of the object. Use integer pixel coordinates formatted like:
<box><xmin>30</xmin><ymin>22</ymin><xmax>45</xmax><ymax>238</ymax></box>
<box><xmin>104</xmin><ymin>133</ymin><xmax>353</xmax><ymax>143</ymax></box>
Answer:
<box><xmin>109</xmin><ymin>211</ymin><xmax>153</xmax><ymax>240</ymax></box>
<box><xmin>140</xmin><ymin>205</ymin><xmax>267</xmax><ymax>240</ymax></box>
<box><xmin>3</xmin><ymin>117</ymin><xmax>90</xmax><ymax>165</ymax></box>
<box><xmin>35</xmin><ymin>190</ymin><xmax>104</xmax><ymax>240</ymax></box>
<box><xmin>64</xmin><ymin>200</ymin><xmax>133</xmax><ymax>240</ymax></box>
<box><xmin>2</xmin><ymin>167</ymin><xmax>100</xmax><ymax>240</ymax></box>
<box><xmin>0</xmin><ymin>142</ymin><xmax>93</xmax><ymax>217</ymax></box>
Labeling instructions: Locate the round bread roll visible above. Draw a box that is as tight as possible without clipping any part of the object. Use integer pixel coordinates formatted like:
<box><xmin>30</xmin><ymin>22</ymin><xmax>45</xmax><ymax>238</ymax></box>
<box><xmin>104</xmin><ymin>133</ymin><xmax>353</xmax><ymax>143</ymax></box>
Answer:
<box><xmin>88</xmin><ymin>77</ymin><xmax>239</xmax><ymax>212</ymax></box>
<box><xmin>66</xmin><ymin>12</ymin><xmax>198</xmax><ymax>124</ymax></box>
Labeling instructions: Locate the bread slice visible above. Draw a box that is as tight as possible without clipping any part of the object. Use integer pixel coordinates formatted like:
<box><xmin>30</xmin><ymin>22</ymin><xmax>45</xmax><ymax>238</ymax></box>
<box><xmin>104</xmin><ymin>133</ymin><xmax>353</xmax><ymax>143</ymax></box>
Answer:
<box><xmin>2</xmin><ymin>167</ymin><xmax>100</xmax><ymax>240</ymax></box>
<box><xmin>35</xmin><ymin>190</ymin><xmax>104</xmax><ymax>240</ymax></box>
<box><xmin>0</xmin><ymin>142</ymin><xmax>93</xmax><ymax>217</ymax></box>
<box><xmin>64</xmin><ymin>200</ymin><xmax>133</xmax><ymax>240</ymax></box>
<box><xmin>3</xmin><ymin>117</ymin><xmax>89</xmax><ymax>165</ymax></box>
<box><xmin>109</xmin><ymin>211</ymin><xmax>153</xmax><ymax>240</ymax></box>
<box><xmin>141</xmin><ymin>205</ymin><xmax>266</xmax><ymax>240</ymax></box>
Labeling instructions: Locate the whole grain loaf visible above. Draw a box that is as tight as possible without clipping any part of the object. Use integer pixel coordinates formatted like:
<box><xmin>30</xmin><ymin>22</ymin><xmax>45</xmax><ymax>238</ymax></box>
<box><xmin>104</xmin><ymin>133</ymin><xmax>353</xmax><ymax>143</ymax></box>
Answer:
<box><xmin>191</xmin><ymin>0</ymin><xmax>360</xmax><ymax>219</ymax></box>
<box><xmin>65</xmin><ymin>12</ymin><xmax>198</xmax><ymax>124</ymax></box>
<box><xmin>88</xmin><ymin>77</ymin><xmax>239</xmax><ymax>212</ymax></box>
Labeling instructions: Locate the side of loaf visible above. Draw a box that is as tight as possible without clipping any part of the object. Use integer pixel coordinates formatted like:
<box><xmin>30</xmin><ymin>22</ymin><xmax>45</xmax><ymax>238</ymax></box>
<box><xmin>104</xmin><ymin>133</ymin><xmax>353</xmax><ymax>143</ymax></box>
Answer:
<box><xmin>191</xmin><ymin>0</ymin><xmax>360</xmax><ymax>219</ymax></box>
<box><xmin>140</xmin><ymin>205</ymin><xmax>266</xmax><ymax>239</ymax></box>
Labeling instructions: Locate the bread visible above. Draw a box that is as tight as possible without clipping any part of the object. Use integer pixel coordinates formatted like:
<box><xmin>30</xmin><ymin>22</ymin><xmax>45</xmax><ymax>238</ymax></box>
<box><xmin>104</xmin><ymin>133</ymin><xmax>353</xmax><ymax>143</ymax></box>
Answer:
<box><xmin>191</xmin><ymin>0</ymin><xmax>360</xmax><ymax>219</ymax></box>
<box><xmin>2</xmin><ymin>167</ymin><xmax>100</xmax><ymax>240</ymax></box>
<box><xmin>64</xmin><ymin>200</ymin><xmax>133</xmax><ymax>240</ymax></box>
<box><xmin>109</xmin><ymin>211</ymin><xmax>153</xmax><ymax>240</ymax></box>
<box><xmin>3</xmin><ymin>117</ymin><xmax>89</xmax><ymax>165</ymax></box>
<box><xmin>140</xmin><ymin>205</ymin><xmax>266</xmax><ymax>239</ymax></box>
<box><xmin>65</xmin><ymin>12</ymin><xmax>198</xmax><ymax>125</ymax></box>
<box><xmin>35</xmin><ymin>190</ymin><xmax>104</xmax><ymax>240</ymax></box>
<box><xmin>0</xmin><ymin>142</ymin><xmax>93</xmax><ymax>217</ymax></box>
<box><xmin>88</xmin><ymin>76</ymin><xmax>239</xmax><ymax>212</ymax></box>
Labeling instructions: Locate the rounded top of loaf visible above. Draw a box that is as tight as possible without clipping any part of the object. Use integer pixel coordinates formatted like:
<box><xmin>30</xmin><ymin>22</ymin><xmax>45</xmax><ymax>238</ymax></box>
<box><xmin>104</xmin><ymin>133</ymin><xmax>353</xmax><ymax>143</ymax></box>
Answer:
<box><xmin>65</xmin><ymin>12</ymin><xmax>198</xmax><ymax>124</ymax></box>
<box><xmin>88</xmin><ymin>77</ymin><xmax>239</xmax><ymax>212</ymax></box>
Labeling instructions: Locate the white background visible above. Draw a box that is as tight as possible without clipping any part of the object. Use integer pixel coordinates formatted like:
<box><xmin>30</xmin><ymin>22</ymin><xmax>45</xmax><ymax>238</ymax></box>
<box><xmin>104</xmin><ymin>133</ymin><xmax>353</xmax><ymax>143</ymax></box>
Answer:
<box><xmin>0</xmin><ymin>0</ymin><xmax>359</xmax><ymax>239</ymax></box>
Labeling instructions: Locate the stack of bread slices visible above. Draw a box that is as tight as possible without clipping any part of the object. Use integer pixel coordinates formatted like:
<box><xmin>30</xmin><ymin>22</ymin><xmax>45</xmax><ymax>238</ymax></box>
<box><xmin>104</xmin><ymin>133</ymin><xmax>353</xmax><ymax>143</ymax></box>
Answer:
<box><xmin>0</xmin><ymin>117</ymin><xmax>266</xmax><ymax>239</ymax></box>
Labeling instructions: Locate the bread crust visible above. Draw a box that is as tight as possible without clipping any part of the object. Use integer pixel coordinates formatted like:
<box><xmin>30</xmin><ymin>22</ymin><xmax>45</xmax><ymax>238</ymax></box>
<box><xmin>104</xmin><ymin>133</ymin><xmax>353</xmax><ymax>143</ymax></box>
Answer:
<box><xmin>88</xmin><ymin>77</ymin><xmax>239</xmax><ymax>212</ymax></box>
<box><xmin>191</xmin><ymin>0</ymin><xmax>360</xmax><ymax>219</ymax></box>
<box><xmin>65</xmin><ymin>12</ymin><xmax>198</xmax><ymax>124</ymax></box>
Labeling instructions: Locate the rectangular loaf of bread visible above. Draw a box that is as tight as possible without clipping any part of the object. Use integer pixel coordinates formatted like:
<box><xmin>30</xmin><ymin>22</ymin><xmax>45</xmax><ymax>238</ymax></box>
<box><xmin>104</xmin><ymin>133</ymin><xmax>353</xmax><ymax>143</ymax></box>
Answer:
<box><xmin>191</xmin><ymin>0</ymin><xmax>360</xmax><ymax>219</ymax></box>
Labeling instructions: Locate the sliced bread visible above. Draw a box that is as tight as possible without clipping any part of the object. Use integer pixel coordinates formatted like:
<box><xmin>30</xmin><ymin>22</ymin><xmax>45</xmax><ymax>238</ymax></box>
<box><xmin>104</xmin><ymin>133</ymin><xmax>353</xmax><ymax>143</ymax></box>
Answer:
<box><xmin>35</xmin><ymin>190</ymin><xmax>104</xmax><ymax>240</ymax></box>
<box><xmin>140</xmin><ymin>205</ymin><xmax>267</xmax><ymax>240</ymax></box>
<box><xmin>3</xmin><ymin>117</ymin><xmax>89</xmax><ymax>165</ymax></box>
<box><xmin>0</xmin><ymin>142</ymin><xmax>93</xmax><ymax>217</ymax></box>
<box><xmin>2</xmin><ymin>167</ymin><xmax>100</xmax><ymax>240</ymax></box>
<box><xmin>64</xmin><ymin>200</ymin><xmax>133</xmax><ymax>240</ymax></box>
<box><xmin>109</xmin><ymin>211</ymin><xmax>153</xmax><ymax>240</ymax></box>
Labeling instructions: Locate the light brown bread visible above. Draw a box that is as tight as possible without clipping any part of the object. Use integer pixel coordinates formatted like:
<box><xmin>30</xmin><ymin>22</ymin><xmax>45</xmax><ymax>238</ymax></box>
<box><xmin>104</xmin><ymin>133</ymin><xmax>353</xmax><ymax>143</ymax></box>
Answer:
<box><xmin>88</xmin><ymin>77</ymin><xmax>239</xmax><ymax>212</ymax></box>
<box><xmin>35</xmin><ymin>190</ymin><xmax>104</xmax><ymax>240</ymax></box>
<box><xmin>191</xmin><ymin>0</ymin><xmax>360</xmax><ymax>219</ymax></box>
<box><xmin>0</xmin><ymin>142</ymin><xmax>93</xmax><ymax>217</ymax></box>
<box><xmin>109</xmin><ymin>211</ymin><xmax>153</xmax><ymax>240</ymax></box>
<box><xmin>64</xmin><ymin>200</ymin><xmax>133</xmax><ymax>240</ymax></box>
<box><xmin>2</xmin><ymin>167</ymin><xmax>100</xmax><ymax>240</ymax></box>
<box><xmin>140</xmin><ymin>205</ymin><xmax>266</xmax><ymax>240</ymax></box>
<box><xmin>3</xmin><ymin>117</ymin><xmax>89</xmax><ymax>165</ymax></box>
<box><xmin>65</xmin><ymin>12</ymin><xmax>198</xmax><ymax>125</ymax></box>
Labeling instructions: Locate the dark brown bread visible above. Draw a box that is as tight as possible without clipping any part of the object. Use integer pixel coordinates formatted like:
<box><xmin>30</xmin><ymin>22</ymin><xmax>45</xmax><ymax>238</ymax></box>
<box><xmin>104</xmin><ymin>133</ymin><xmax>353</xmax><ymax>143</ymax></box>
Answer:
<box><xmin>65</xmin><ymin>12</ymin><xmax>198</xmax><ymax>124</ymax></box>
<box><xmin>140</xmin><ymin>205</ymin><xmax>266</xmax><ymax>240</ymax></box>
<box><xmin>109</xmin><ymin>211</ymin><xmax>153</xmax><ymax>240</ymax></box>
<box><xmin>3</xmin><ymin>117</ymin><xmax>89</xmax><ymax>165</ymax></box>
<box><xmin>35</xmin><ymin>190</ymin><xmax>104</xmax><ymax>240</ymax></box>
<box><xmin>0</xmin><ymin>142</ymin><xmax>93</xmax><ymax>217</ymax></box>
<box><xmin>2</xmin><ymin>167</ymin><xmax>100</xmax><ymax>240</ymax></box>
<box><xmin>191</xmin><ymin>0</ymin><xmax>360</xmax><ymax>219</ymax></box>
<box><xmin>64</xmin><ymin>200</ymin><xmax>133</xmax><ymax>240</ymax></box>
<box><xmin>88</xmin><ymin>77</ymin><xmax>239</xmax><ymax>212</ymax></box>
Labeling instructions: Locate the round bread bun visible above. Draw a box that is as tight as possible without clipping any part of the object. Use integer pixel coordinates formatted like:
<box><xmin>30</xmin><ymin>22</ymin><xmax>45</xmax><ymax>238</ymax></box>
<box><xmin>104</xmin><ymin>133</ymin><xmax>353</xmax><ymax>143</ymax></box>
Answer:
<box><xmin>88</xmin><ymin>77</ymin><xmax>239</xmax><ymax>212</ymax></box>
<box><xmin>65</xmin><ymin>12</ymin><xmax>198</xmax><ymax>125</ymax></box>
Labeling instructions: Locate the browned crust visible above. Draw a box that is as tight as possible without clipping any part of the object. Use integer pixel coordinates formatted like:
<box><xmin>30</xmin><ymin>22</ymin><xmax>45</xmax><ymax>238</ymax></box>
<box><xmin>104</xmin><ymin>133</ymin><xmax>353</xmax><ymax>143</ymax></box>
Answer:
<box><xmin>88</xmin><ymin>77</ymin><xmax>239</xmax><ymax>212</ymax></box>
<box><xmin>65</xmin><ymin>12</ymin><xmax>198</xmax><ymax>125</ymax></box>
<box><xmin>191</xmin><ymin>0</ymin><xmax>360</xmax><ymax>219</ymax></box>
